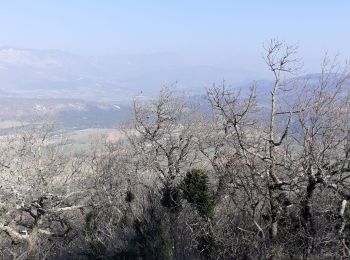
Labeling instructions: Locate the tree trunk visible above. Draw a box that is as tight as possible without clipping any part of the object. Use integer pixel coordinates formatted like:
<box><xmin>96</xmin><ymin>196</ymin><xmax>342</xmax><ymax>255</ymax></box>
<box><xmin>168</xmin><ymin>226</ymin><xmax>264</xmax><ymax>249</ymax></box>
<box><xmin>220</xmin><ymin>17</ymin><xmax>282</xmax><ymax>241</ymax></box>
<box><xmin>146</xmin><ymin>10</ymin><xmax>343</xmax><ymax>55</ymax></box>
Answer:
<box><xmin>28</xmin><ymin>217</ymin><xmax>42</xmax><ymax>260</ymax></box>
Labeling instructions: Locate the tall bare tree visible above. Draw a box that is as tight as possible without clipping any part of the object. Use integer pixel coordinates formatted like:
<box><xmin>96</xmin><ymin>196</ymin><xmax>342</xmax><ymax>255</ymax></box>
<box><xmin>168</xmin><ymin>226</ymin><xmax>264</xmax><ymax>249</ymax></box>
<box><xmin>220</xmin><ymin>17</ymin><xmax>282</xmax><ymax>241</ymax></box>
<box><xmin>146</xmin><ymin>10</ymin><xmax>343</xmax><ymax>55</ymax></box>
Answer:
<box><xmin>124</xmin><ymin>87</ymin><xmax>202</xmax><ymax>259</ymax></box>
<box><xmin>0</xmin><ymin>124</ymin><xmax>89</xmax><ymax>259</ymax></box>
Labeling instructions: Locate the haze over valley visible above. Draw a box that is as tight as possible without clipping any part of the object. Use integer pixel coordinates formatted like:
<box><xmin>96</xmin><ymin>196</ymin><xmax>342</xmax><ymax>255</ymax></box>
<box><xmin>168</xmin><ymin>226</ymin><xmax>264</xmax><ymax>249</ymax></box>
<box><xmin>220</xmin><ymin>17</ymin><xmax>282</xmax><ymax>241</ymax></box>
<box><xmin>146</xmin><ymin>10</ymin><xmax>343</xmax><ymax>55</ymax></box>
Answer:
<box><xmin>1</xmin><ymin>2</ymin><xmax>350</xmax><ymax>259</ymax></box>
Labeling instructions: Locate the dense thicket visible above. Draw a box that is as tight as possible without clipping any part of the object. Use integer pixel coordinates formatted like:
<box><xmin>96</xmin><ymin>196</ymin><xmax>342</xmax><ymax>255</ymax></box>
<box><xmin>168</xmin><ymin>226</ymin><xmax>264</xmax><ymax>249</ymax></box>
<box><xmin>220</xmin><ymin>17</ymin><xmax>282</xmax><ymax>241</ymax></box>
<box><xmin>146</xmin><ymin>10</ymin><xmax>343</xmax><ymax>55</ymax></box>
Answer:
<box><xmin>0</xmin><ymin>40</ymin><xmax>350</xmax><ymax>259</ymax></box>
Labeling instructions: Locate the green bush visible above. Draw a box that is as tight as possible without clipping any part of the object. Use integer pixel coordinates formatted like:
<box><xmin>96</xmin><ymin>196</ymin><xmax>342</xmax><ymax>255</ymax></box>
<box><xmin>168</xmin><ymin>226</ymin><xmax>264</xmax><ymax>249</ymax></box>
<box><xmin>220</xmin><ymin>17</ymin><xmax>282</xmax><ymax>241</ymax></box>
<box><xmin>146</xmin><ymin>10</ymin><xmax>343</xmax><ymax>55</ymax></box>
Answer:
<box><xmin>181</xmin><ymin>168</ymin><xmax>214</xmax><ymax>219</ymax></box>
<box><xmin>115</xmin><ymin>206</ymin><xmax>172</xmax><ymax>260</ymax></box>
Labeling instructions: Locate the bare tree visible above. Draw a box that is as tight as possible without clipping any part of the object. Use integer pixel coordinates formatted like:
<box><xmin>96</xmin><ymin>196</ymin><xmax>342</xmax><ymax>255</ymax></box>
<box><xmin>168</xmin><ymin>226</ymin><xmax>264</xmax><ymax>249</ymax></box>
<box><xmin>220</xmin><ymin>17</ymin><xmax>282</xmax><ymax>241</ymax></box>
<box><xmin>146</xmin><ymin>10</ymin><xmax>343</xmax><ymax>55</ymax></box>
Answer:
<box><xmin>123</xmin><ymin>87</ymin><xmax>202</xmax><ymax>259</ymax></box>
<box><xmin>202</xmin><ymin>40</ymin><xmax>350</xmax><ymax>259</ymax></box>
<box><xmin>0</xmin><ymin>124</ymin><xmax>89</xmax><ymax>259</ymax></box>
<box><xmin>292</xmin><ymin>55</ymin><xmax>350</xmax><ymax>257</ymax></box>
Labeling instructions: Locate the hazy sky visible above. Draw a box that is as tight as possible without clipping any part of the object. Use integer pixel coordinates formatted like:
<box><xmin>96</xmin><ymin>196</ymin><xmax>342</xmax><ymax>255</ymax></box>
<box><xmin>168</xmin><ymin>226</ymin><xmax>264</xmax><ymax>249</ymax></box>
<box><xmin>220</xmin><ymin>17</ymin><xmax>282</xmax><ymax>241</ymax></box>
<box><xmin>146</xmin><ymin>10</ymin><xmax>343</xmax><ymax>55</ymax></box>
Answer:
<box><xmin>0</xmin><ymin>0</ymin><xmax>349</xmax><ymax>74</ymax></box>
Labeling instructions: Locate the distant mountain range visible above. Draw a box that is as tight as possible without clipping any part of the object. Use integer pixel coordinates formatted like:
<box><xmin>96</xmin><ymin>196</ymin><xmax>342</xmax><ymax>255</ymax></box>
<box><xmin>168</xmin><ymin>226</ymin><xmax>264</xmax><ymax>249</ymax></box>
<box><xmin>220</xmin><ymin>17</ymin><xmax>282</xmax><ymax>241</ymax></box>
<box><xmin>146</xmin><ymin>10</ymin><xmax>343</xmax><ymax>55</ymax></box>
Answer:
<box><xmin>0</xmin><ymin>47</ymin><xmax>253</xmax><ymax>129</ymax></box>
<box><xmin>0</xmin><ymin>47</ymin><xmax>260</xmax><ymax>102</ymax></box>
<box><xmin>0</xmin><ymin>47</ymin><xmax>346</xmax><ymax>130</ymax></box>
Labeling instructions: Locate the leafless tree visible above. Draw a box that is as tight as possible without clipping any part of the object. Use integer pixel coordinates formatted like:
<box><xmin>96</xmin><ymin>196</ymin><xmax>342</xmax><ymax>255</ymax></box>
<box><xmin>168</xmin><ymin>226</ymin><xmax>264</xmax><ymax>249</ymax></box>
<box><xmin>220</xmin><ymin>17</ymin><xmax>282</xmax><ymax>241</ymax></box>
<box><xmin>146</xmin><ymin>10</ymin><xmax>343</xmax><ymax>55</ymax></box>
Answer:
<box><xmin>201</xmin><ymin>40</ymin><xmax>350</xmax><ymax>259</ymax></box>
<box><xmin>123</xmin><ymin>87</ymin><xmax>203</xmax><ymax>259</ymax></box>
<box><xmin>0</xmin><ymin>124</ymin><xmax>89</xmax><ymax>259</ymax></box>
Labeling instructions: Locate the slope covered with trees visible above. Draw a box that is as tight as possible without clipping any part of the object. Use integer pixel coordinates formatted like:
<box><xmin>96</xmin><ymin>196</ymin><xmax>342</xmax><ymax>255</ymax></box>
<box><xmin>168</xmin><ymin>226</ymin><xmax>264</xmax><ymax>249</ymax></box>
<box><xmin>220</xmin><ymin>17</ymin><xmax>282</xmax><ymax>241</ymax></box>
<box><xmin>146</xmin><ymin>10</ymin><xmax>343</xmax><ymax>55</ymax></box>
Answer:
<box><xmin>0</xmin><ymin>40</ymin><xmax>349</xmax><ymax>259</ymax></box>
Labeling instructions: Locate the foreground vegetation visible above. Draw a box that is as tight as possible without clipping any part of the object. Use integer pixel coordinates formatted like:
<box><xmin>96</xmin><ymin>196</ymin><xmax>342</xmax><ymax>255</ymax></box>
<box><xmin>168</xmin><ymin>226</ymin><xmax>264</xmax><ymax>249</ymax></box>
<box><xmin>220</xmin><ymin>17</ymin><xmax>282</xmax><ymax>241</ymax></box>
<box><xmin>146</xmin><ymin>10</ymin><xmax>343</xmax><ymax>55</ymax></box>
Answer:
<box><xmin>0</xmin><ymin>40</ymin><xmax>350</xmax><ymax>259</ymax></box>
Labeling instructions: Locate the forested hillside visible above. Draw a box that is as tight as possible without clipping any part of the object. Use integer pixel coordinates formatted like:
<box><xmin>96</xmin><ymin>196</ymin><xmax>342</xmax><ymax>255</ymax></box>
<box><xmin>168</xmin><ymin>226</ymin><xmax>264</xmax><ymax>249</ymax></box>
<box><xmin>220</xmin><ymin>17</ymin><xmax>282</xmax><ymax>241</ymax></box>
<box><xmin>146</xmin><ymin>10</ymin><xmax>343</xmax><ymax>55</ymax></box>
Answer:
<box><xmin>0</xmin><ymin>40</ymin><xmax>350</xmax><ymax>260</ymax></box>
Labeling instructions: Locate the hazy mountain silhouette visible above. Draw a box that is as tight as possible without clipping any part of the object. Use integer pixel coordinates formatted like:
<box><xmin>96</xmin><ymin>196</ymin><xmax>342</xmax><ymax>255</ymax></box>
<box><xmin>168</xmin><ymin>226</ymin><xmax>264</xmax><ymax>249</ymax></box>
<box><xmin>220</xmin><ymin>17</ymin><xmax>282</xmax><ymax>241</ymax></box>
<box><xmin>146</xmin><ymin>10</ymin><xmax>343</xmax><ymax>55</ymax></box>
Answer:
<box><xmin>0</xmin><ymin>47</ymin><xmax>259</xmax><ymax>101</ymax></box>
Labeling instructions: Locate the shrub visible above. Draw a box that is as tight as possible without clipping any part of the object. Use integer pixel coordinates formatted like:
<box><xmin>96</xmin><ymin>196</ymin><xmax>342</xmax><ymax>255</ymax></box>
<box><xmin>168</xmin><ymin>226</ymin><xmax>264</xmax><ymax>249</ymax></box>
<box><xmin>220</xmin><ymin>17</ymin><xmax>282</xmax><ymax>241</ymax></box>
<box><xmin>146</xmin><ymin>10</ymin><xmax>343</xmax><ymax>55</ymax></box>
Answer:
<box><xmin>181</xmin><ymin>168</ymin><xmax>214</xmax><ymax>219</ymax></box>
